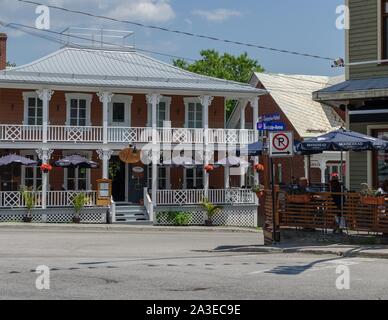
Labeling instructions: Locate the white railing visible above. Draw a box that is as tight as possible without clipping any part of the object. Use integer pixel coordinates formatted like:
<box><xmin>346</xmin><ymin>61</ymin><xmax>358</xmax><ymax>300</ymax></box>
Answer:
<box><xmin>46</xmin><ymin>191</ymin><xmax>97</xmax><ymax>207</ymax></box>
<box><xmin>48</xmin><ymin>126</ymin><xmax>103</xmax><ymax>143</ymax></box>
<box><xmin>0</xmin><ymin>125</ymin><xmax>43</xmax><ymax>141</ymax></box>
<box><xmin>156</xmin><ymin>189</ymin><xmax>255</xmax><ymax>206</ymax></box>
<box><xmin>0</xmin><ymin>191</ymin><xmax>97</xmax><ymax>208</ymax></box>
<box><xmin>143</xmin><ymin>187</ymin><xmax>154</xmax><ymax>221</ymax></box>
<box><xmin>0</xmin><ymin>125</ymin><xmax>256</xmax><ymax>145</ymax></box>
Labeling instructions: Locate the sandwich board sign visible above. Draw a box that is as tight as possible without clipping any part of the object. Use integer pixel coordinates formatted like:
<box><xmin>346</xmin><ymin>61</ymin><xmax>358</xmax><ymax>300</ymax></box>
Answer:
<box><xmin>269</xmin><ymin>131</ymin><xmax>294</xmax><ymax>158</ymax></box>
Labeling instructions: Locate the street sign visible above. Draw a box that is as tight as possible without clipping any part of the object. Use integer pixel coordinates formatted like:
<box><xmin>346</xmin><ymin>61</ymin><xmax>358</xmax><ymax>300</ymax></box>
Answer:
<box><xmin>257</xmin><ymin>121</ymin><xmax>286</xmax><ymax>132</ymax></box>
<box><xmin>259</xmin><ymin>113</ymin><xmax>281</xmax><ymax>122</ymax></box>
<box><xmin>269</xmin><ymin>131</ymin><xmax>294</xmax><ymax>158</ymax></box>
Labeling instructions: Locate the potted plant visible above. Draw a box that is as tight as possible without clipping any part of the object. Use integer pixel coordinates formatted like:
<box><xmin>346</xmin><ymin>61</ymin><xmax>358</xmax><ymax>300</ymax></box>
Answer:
<box><xmin>252</xmin><ymin>185</ymin><xmax>265</xmax><ymax>198</ymax></box>
<box><xmin>287</xmin><ymin>188</ymin><xmax>311</xmax><ymax>204</ymax></box>
<box><xmin>20</xmin><ymin>186</ymin><xmax>35</xmax><ymax>223</ymax></box>
<box><xmin>201</xmin><ymin>198</ymin><xmax>222</xmax><ymax>226</ymax></box>
<box><xmin>204</xmin><ymin>164</ymin><xmax>214</xmax><ymax>173</ymax></box>
<box><xmin>359</xmin><ymin>183</ymin><xmax>385</xmax><ymax>206</ymax></box>
<box><xmin>72</xmin><ymin>192</ymin><xmax>87</xmax><ymax>224</ymax></box>
<box><xmin>40</xmin><ymin>163</ymin><xmax>53</xmax><ymax>174</ymax></box>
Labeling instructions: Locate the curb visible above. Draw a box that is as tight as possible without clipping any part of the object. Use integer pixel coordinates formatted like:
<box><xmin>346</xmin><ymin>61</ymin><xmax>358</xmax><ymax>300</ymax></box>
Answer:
<box><xmin>213</xmin><ymin>246</ymin><xmax>388</xmax><ymax>259</ymax></box>
<box><xmin>0</xmin><ymin>223</ymin><xmax>261</xmax><ymax>234</ymax></box>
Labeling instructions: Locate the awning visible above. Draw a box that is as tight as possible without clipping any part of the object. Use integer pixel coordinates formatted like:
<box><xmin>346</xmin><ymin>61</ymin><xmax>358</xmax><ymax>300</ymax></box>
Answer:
<box><xmin>313</xmin><ymin>77</ymin><xmax>388</xmax><ymax>102</ymax></box>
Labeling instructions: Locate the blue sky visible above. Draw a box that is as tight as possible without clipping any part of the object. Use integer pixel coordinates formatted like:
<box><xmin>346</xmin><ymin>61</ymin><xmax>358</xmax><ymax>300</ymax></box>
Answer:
<box><xmin>1</xmin><ymin>0</ymin><xmax>345</xmax><ymax>77</ymax></box>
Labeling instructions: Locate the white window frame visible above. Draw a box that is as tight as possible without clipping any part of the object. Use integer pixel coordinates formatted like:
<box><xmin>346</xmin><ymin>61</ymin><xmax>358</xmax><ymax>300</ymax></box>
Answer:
<box><xmin>20</xmin><ymin>150</ymin><xmax>46</xmax><ymax>190</ymax></box>
<box><xmin>22</xmin><ymin>92</ymin><xmax>43</xmax><ymax>126</ymax></box>
<box><xmin>63</xmin><ymin>151</ymin><xmax>92</xmax><ymax>191</ymax></box>
<box><xmin>184</xmin><ymin>97</ymin><xmax>203</xmax><ymax>129</ymax></box>
<box><xmin>109</xmin><ymin>95</ymin><xmax>132</xmax><ymax>127</ymax></box>
<box><xmin>65</xmin><ymin>93</ymin><xmax>92</xmax><ymax>126</ymax></box>
<box><xmin>147</xmin><ymin>96</ymin><xmax>172</xmax><ymax>127</ymax></box>
<box><xmin>147</xmin><ymin>166</ymin><xmax>171</xmax><ymax>190</ymax></box>
<box><xmin>184</xmin><ymin>167</ymin><xmax>203</xmax><ymax>189</ymax></box>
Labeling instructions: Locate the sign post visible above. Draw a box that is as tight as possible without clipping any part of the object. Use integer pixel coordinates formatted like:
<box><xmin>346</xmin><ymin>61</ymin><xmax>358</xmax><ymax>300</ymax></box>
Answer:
<box><xmin>268</xmin><ymin>131</ymin><xmax>294</xmax><ymax>244</ymax></box>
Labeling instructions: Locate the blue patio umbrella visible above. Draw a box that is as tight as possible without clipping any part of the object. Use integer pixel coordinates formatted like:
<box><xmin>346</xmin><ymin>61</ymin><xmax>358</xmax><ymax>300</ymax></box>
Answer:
<box><xmin>237</xmin><ymin>141</ymin><xmax>264</xmax><ymax>157</ymax></box>
<box><xmin>296</xmin><ymin>128</ymin><xmax>388</xmax><ymax>153</ymax></box>
<box><xmin>0</xmin><ymin>154</ymin><xmax>37</xmax><ymax>166</ymax></box>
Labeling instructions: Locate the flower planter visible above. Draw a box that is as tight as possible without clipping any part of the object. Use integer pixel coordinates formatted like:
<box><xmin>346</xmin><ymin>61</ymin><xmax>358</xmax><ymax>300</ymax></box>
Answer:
<box><xmin>255</xmin><ymin>191</ymin><xmax>265</xmax><ymax>198</ymax></box>
<box><xmin>72</xmin><ymin>217</ymin><xmax>81</xmax><ymax>224</ymax></box>
<box><xmin>287</xmin><ymin>194</ymin><xmax>311</xmax><ymax>204</ymax></box>
<box><xmin>22</xmin><ymin>216</ymin><xmax>32</xmax><ymax>223</ymax></box>
<box><xmin>360</xmin><ymin>196</ymin><xmax>386</xmax><ymax>206</ymax></box>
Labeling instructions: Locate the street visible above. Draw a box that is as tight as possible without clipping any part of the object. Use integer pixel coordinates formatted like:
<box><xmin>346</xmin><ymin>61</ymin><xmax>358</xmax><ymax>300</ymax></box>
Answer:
<box><xmin>0</xmin><ymin>228</ymin><xmax>387</xmax><ymax>300</ymax></box>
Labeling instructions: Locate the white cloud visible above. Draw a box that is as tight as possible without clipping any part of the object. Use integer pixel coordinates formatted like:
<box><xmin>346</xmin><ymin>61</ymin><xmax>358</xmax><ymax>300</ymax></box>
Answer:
<box><xmin>108</xmin><ymin>0</ymin><xmax>176</xmax><ymax>23</ymax></box>
<box><xmin>192</xmin><ymin>8</ymin><xmax>241</xmax><ymax>22</ymax></box>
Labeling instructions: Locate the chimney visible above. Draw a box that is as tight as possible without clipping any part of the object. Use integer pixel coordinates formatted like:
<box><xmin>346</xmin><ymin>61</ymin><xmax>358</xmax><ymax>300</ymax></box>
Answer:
<box><xmin>0</xmin><ymin>33</ymin><xmax>7</xmax><ymax>70</ymax></box>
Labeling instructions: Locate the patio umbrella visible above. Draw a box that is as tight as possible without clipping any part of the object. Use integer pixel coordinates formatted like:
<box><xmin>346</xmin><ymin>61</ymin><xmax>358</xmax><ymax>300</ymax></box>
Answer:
<box><xmin>296</xmin><ymin>128</ymin><xmax>388</xmax><ymax>185</ymax></box>
<box><xmin>162</xmin><ymin>156</ymin><xmax>202</xmax><ymax>168</ymax></box>
<box><xmin>54</xmin><ymin>155</ymin><xmax>99</xmax><ymax>168</ymax></box>
<box><xmin>216</xmin><ymin>156</ymin><xmax>249</xmax><ymax>168</ymax></box>
<box><xmin>0</xmin><ymin>154</ymin><xmax>37</xmax><ymax>190</ymax></box>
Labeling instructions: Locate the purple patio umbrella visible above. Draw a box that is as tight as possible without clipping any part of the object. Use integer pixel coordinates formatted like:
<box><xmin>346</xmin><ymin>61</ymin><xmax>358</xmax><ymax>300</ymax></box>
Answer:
<box><xmin>54</xmin><ymin>155</ymin><xmax>99</xmax><ymax>169</ymax></box>
<box><xmin>0</xmin><ymin>154</ymin><xmax>37</xmax><ymax>167</ymax></box>
<box><xmin>0</xmin><ymin>154</ymin><xmax>38</xmax><ymax>190</ymax></box>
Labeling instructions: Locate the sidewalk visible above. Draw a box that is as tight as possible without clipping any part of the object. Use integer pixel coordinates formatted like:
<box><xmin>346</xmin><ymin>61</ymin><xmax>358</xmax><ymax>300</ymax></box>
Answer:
<box><xmin>212</xmin><ymin>243</ymin><xmax>388</xmax><ymax>259</ymax></box>
<box><xmin>0</xmin><ymin>222</ymin><xmax>260</xmax><ymax>233</ymax></box>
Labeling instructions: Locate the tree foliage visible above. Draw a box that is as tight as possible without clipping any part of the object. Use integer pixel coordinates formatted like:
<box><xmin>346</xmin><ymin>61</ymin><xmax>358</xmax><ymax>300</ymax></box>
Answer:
<box><xmin>173</xmin><ymin>49</ymin><xmax>264</xmax><ymax>118</ymax></box>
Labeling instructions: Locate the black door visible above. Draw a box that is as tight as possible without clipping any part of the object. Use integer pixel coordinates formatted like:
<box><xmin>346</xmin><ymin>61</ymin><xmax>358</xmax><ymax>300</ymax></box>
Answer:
<box><xmin>111</xmin><ymin>156</ymin><xmax>126</xmax><ymax>202</ymax></box>
<box><xmin>128</xmin><ymin>165</ymin><xmax>145</xmax><ymax>204</ymax></box>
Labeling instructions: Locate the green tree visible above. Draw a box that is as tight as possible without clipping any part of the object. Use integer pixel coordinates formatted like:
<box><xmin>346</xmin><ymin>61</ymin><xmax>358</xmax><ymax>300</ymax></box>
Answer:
<box><xmin>174</xmin><ymin>50</ymin><xmax>264</xmax><ymax>118</ymax></box>
<box><xmin>6</xmin><ymin>61</ymin><xmax>16</xmax><ymax>67</ymax></box>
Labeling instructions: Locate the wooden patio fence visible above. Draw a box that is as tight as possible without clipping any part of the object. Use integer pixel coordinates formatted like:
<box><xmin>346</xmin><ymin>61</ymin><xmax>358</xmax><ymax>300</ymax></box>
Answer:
<box><xmin>264</xmin><ymin>190</ymin><xmax>388</xmax><ymax>235</ymax></box>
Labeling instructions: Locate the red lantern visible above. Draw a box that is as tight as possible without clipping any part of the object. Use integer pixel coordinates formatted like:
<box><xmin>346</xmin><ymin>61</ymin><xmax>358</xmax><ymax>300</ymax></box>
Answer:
<box><xmin>204</xmin><ymin>164</ymin><xmax>214</xmax><ymax>173</ymax></box>
<box><xmin>40</xmin><ymin>163</ymin><xmax>53</xmax><ymax>174</ymax></box>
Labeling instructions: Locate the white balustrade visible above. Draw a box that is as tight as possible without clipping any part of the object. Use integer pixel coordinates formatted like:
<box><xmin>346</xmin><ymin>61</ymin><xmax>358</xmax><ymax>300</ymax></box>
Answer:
<box><xmin>0</xmin><ymin>125</ymin><xmax>255</xmax><ymax>145</ymax></box>
<box><xmin>0</xmin><ymin>191</ymin><xmax>97</xmax><ymax>208</ymax></box>
<box><xmin>48</xmin><ymin>126</ymin><xmax>103</xmax><ymax>142</ymax></box>
<box><xmin>0</xmin><ymin>125</ymin><xmax>43</xmax><ymax>141</ymax></box>
<box><xmin>156</xmin><ymin>189</ymin><xmax>255</xmax><ymax>206</ymax></box>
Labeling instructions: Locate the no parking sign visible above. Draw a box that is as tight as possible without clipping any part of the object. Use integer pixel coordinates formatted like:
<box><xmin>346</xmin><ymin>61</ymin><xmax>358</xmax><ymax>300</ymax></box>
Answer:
<box><xmin>269</xmin><ymin>131</ymin><xmax>294</xmax><ymax>158</ymax></box>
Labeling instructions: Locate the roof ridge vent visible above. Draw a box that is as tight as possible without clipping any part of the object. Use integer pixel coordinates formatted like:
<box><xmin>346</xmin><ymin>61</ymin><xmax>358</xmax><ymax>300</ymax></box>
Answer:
<box><xmin>60</xmin><ymin>27</ymin><xmax>135</xmax><ymax>51</ymax></box>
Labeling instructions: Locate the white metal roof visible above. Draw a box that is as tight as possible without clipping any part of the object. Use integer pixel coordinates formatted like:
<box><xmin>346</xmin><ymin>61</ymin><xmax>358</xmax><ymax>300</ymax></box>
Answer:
<box><xmin>0</xmin><ymin>47</ymin><xmax>265</xmax><ymax>97</ymax></box>
<box><xmin>228</xmin><ymin>73</ymin><xmax>345</xmax><ymax>138</ymax></box>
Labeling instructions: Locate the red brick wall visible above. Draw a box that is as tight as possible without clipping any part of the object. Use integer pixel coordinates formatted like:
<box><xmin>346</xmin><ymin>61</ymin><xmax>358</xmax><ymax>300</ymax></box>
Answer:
<box><xmin>0</xmin><ymin>33</ymin><xmax>7</xmax><ymax>70</ymax></box>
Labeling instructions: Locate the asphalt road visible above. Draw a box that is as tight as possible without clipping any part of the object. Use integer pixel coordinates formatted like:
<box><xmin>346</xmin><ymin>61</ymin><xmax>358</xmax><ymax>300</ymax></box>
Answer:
<box><xmin>0</xmin><ymin>228</ymin><xmax>387</xmax><ymax>300</ymax></box>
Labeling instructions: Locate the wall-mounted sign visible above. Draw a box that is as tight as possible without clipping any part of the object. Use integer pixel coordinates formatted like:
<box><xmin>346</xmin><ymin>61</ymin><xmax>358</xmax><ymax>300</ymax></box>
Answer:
<box><xmin>257</xmin><ymin>121</ymin><xmax>286</xmax><ymax>132</ymax></box>
<box><xmin>132</xmin><ymin>166</ymin><xmax>144</xmax><ymax>174</ymax></box>
<box><xmin>96</xmin><ymin>179</ymin><xmax>112</xmax><ymax>206</ymax></box>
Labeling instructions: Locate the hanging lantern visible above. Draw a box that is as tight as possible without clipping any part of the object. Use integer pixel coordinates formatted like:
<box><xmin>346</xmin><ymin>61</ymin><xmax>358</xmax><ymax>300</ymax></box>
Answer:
<box><xmin>40</xmin><ymin>163</ymin><xmax>53</xmax><ymax>174</ymax></box>
<box><xmin>204</xmin><ymin>164</ymin><xmax>214</xmax><ymax>173</ymax></box>
<box><xmin>119</xmin><ymin>146</ymin><xmax>141</xmax><ymax>164</ymax></box>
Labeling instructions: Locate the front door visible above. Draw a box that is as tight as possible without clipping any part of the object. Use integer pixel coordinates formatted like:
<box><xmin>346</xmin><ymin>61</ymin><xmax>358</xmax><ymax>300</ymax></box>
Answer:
<box><xmin>111</xmin><ymin>156</ymin><xmax>126</xmax><ymax>202</ymax></box>
<box><xmin>128</xmin><ymin>164</ymin><xmax>145</xmax><ymax>204</ymax></box>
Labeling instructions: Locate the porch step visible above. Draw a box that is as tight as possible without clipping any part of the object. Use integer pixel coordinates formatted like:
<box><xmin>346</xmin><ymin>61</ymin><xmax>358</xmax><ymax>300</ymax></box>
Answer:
<box><xmin>114</xmin><ymin>205</ymin><xmax>149</xmax><ymax>223</ymax></box>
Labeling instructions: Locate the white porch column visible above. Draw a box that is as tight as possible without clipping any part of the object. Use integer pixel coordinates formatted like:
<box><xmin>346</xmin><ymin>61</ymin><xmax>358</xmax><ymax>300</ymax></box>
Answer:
<box><xmin>147</xmin><ymin>93</ymin><xmax>162</xmax><ymax>207</ymax></box>
<box><xmin>319</xmin><ymin>161</ymin><xmax>327</xmax><ymax>185</ymax></box>
<box><xmin>36</xmin><ymin>89</ymin><xmax>54</xmax><ymax>144</ymax></box>
<box><xmin>240</xmin><ymin>100</ymin><xmax>248</xmax><ymax>187</ymax></box>
<box><xmin>200</xmin><ymin>95</ymin><xmax>214</xmax><ymax>196</ymax></box>
<box><xmin>97</xmin><ymin>91</ymin><xmax>114</xmax><ymax>144</ymax></box>
<box><xmin>36</xmin><ymin>148</ymin><xmax>53</xmax><ymax>210</ymax></box>
<box><xmin>249</xmin><ymin>97</ymin><xmax>260</xmax><ymax>185</ymax></box>
<box><xmin>304</xmin><ymin>156</ymin><xmax>310</xmax><ymax>180</ymax></box>
<box><xmin>97</xmin><ymin>149</ymin><xmax>113</xmax><ymax>180</ymax></box>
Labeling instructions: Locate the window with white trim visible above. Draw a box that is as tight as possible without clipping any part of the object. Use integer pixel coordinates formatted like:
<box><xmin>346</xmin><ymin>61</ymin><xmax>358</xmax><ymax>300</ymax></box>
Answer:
<box><xmin>147</xmin><ymin>166</ymin><xmax>168</xmax><ymax>189</ymax></box>
<box><xmin>184</xmin><ymin>99</ymin><xmax>203</xmax><ymax>128</ymax></box>
<box><xmin>63</xmin><ymin>151</ymin><xmax>91</xmax><ymax>191</ymax></box>
<box><xmin>185</xmin><ymin>167</ymin><xmax>203</xmax><ymax>189</ymax></box>
<box><xmin>109</xmin><ymin>95</ymin><xmax>132</xmax><ymax>126</ymax></box>
<box><xmin>23</xmin><ymin>92</ymin><xmax>43</xmax><ymax>125</ymax></box>
<box><xmin>65</xmin><ymin>94</ymin><xmax>92</xmax><ymax>127</ymax></box>
<box><xmin>21</xmin><ymin>152</ymin><xmax>42</xmax><ymax>189</ymax></box>
<box><xmin>147</xmin><ymin>97</ymin><xmax>171</xmax><ymax>127</ymax></box>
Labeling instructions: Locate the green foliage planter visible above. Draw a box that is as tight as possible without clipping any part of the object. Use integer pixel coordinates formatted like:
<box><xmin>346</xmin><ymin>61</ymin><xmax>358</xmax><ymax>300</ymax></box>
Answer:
<box><xmin>156</xmin><ymin>211</ymin><xmax>192</xmax><ymax>226</ymax></box>
<box><xmin>72</xmin><ymin>193</ymin><xmax>88</xmax><ymax>224</ymax></box>
<box><xmin>20</xmin><ymin>186</ymin><xmax>36</xmax><ymax>223</ymax></box>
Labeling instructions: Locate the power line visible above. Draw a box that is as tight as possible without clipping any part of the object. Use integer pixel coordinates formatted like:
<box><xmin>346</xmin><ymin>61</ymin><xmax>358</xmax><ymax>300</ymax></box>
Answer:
<box><xmin>0</xmin><ymin>21</ymin><xmax>341</xmax><ymax>90</ymax></box>
<box><xmin>14</xmin><ymin>0</ymin><xmax>337</xmax><ymax>62</ymax></box>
